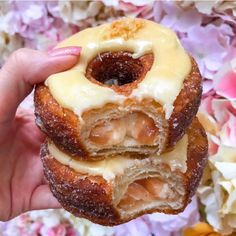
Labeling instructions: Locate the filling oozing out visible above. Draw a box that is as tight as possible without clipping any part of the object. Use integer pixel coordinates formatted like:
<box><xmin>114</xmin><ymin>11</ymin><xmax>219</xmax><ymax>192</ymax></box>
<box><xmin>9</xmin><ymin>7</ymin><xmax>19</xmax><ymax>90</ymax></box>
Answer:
<box><xmin>89</xmin><ymin>112</ymin><xmax>158</xmax><ymax>146</ymax></box>
<box><xmin>118</xmin><ymin>177</ymin><xmax>174</xmax><ymax>210</ymax></box>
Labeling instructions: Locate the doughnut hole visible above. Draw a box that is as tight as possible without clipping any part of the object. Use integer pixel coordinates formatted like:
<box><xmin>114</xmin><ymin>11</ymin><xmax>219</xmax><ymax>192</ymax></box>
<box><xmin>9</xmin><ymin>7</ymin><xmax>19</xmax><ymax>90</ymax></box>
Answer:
<box><xmin>86</xmin><ymin>51</ymin><xmax>154</xmax><ymax>93</ymax></box>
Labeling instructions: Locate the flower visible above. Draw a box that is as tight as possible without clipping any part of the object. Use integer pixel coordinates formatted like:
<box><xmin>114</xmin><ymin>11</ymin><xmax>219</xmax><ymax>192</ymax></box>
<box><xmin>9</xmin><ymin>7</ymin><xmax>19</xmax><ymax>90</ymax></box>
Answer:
<box><xmin>114</xmin><ymin>217</ymin><xmax>151</xmax><ymax>236</ymax></box>
<box><xmin>177</xmin><ymin>0</ymin><xmax>236</xmax><ymax>18</ymax></box>
<box><xmin>0</xmin><ymin>31</ymin><xmax>24</xmax><ymax>66</ymax></box>
<box><xmin>198</xmin><ymin>145</ymin><xmax>236</xmax><ymax>235</ymax></box>
<box><xmin>51</xmin><ymin>1</ymin><xmax>125</xmax><ymax>31</ymax></box>
<box><xmin>214</xmin><ymin>58</ymin><xmax>236</xmax><ymax>100</ymax></box>
<box><xmin>2</xmin><ymin>1</ymin><xmax>52</xmax><ymax>38</ymax></box>
<box><xmin>102</xmin><ymin>0</ymin><xmax>153</xmax><ymax>11</ymax></box>
<box><xmin>197</xmin><ymin>54</ymin><xmax>236</xmax><ymax>235</ymax></box>
<box><xmin>215</xmin><ymin>1</ymin><xmax>236</xmax><ymax>17</ymax></box>
<box><xmin>154</xmin><ymin>1</ymin><xmax>202</xmax><ymax>32</ymax></box>
<box><xmin>198</xmin><ymin>70</ymin><xmax>236</xmax><ymax>236</ymax></box>
<box><xmin>0</xmin><ymin>1</ymin><xmax>60</xmax><ymax>51</ymax></box>
<box><xmin>0</xmin><ymin>210</ymin><xmax>79</xmax><ymax>236</ymax></box>
<box><xmin>57</xmin><ymin>1</ymin><xmax>103</xmax><ymax>24</ymax></box>
<box><xmin>66</xmin><ymin>212</ymin><xmax>114</xmax><ymax>236</ymax></box>
<box><xmin>181</xmin><ymin>24</ymin><xmax>233</xmax><ymax>79</ymax></box>
<box><xmin>183</xmin><ymin>222</ymin><xmax>221</xmax><ymax>236</ymax></box>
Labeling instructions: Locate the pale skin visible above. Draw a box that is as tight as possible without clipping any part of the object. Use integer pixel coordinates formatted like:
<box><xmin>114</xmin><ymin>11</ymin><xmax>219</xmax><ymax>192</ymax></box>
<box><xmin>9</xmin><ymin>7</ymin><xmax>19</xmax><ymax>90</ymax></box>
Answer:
<box><xmin>0</xmin><ymin>47</ymin><xmax>81</xmax><ymax>221</ymax></box>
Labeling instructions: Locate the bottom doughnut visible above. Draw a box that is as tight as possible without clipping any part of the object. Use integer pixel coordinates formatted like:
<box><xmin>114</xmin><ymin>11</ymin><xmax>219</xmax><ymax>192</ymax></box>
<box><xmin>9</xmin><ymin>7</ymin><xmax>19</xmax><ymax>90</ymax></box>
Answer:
<box><xmin>40</xmin><ymin>118</ymin><xmax>208</xmax><ymax>226</ymax></box>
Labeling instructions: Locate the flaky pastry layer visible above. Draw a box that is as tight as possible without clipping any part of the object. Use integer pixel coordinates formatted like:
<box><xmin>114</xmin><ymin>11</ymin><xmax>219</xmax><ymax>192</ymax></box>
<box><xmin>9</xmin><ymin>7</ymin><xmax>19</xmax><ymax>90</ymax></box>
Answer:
<box><xmin>40</xmin><ymin>118</ymin><xmax>208</xmax><ymax>226</ymax></box>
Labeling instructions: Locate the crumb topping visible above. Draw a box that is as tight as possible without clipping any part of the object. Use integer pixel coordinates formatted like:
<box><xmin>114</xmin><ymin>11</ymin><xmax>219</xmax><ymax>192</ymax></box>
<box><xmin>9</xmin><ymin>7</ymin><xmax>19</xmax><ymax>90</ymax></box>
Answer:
<box><xmin>104</xmin><ymin>18</ymin><xmax>144</xmax><ymax>40</ymax></box>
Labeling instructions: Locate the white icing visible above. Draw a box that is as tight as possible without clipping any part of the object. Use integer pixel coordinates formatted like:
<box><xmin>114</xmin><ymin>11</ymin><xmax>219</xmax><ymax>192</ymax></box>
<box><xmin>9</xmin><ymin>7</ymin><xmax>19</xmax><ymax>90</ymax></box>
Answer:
<box><xmin>48</xmin><ymin>135</ymin><xmax>188</xmax><ymax>181</ymax></box>
<box><xmin>46</xmin><ymin>18</ymin><xmax>191</xmax><ymax>119</ymax></box>
<box><xmin>45</xmin><ymin>70</ymin><xmax>125</xmax><ymax>114</ymax></box>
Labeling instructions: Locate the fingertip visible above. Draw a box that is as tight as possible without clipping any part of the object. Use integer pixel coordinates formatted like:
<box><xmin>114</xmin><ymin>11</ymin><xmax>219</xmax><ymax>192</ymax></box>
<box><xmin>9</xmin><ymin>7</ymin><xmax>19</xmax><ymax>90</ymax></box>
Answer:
<box><xmin>27</xmin><ymin>53</ymin><xmax>80</xmax><ymax>85</ymax></box>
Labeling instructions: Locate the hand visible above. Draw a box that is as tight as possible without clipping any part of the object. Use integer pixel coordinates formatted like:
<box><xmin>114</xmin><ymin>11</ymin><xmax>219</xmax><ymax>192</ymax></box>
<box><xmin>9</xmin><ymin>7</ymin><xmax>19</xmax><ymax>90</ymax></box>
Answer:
<box><xmin>0</xmin><ymin>47</ymin><xmax>81</xmax><ymax>221</ymax></box>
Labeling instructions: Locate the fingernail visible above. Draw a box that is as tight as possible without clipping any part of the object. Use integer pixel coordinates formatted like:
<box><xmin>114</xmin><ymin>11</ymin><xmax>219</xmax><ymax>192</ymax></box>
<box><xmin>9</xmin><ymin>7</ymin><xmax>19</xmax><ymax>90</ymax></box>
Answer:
<box><xmin>48</xmin><ymin>46</ymin><xmax>81</xmax><ymax>57</ymax></box>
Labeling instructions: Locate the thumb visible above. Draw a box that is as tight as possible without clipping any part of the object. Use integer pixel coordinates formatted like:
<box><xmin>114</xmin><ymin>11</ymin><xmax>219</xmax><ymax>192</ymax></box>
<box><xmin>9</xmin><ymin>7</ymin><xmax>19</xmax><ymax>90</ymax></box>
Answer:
<box><xmin>29</xmin><ymin>184</ymin><xmax>61</xmax><ymax>211</ymax></box>
<box><xmin>0</xmin><ymin>47</ymin><xmax>81</xmax><ymax>125</ymax></box>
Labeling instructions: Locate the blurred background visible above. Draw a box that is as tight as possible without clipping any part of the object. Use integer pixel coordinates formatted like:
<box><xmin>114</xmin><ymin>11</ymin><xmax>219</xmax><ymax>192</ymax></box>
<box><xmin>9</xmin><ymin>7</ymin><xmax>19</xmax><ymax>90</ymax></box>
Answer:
<box><xmin>0</xmin><ymin>1</ymin><xmax>236</xmax><ymax>235</ymax></box>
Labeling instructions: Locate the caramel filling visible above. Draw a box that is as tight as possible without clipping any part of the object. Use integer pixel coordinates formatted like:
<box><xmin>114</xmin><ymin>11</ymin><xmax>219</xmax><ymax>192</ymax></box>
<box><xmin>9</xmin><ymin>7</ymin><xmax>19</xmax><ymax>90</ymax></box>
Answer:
<box><xmin>89</xmin><ymin>112</ymin><xmax>158</xmax><ymax>146</ymax></box>
<box><xmin>118</xmin><ymin>177</ymin><xmax>173</xmax><ymax>210</ymax></box>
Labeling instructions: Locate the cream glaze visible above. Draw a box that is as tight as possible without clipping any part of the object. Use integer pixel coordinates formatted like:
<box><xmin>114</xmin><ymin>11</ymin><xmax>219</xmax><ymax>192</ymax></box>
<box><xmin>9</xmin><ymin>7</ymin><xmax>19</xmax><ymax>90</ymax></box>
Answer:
<box><xmin>45</xmin><ymin>18</ymin><xmax>191</xmax><ymax>119</ymax></box>
<box><xmin>47</xmin><ymin>134</ymin><xmax>188</xmax><ymax>181</ymax></box>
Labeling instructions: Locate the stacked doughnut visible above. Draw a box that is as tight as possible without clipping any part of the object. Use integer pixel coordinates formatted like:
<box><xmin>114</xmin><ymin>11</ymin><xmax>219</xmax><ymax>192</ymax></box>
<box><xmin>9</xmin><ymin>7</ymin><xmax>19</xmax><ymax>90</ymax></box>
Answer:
<box><xmin>34</xmin><ymin>18</ymin><xmax>208</xmax><ymax>226</ymax></box>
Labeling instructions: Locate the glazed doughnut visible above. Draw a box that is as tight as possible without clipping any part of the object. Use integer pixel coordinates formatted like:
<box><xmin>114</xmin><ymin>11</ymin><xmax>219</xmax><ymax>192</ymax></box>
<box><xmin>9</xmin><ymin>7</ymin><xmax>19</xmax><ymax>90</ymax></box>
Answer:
<box><xmin>41</xmin><ymin>118</ymin><xmax>208</xmax><ymax>226</ymax></box>
<box><xmin>34</xmin><ymin>18</ymin><xmax>202</xmax><ymax>160</ymax></box>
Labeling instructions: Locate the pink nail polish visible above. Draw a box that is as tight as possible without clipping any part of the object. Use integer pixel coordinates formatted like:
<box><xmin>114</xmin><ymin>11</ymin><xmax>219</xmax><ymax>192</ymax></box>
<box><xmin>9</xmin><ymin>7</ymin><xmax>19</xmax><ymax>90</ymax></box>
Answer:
<box><xmin>48</xmin><ymin>46</ymin><xmax>81</xmax><ymax>57</ymax></box>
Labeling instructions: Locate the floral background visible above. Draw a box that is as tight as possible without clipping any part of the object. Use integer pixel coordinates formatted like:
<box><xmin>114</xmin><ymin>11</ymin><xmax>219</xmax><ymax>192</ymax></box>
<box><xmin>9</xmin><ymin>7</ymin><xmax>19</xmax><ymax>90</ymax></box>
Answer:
<box><xmin>0</xmin><ymin>0</ymin><xmax>236</xmax><ymax>236</ymax></box>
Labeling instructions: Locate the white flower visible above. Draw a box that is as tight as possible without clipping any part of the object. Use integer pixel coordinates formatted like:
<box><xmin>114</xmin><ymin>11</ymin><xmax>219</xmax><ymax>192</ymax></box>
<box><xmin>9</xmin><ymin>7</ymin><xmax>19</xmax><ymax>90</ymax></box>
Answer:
<box><xmin>67</xmin><ymin>213</ymin><xmax>114</xmax><ymax>236</ymax></box>
<box><xmin>216</xmin><ymin>1</ymin><xmax>236</xmax><ymax>17</ymax></box>
<box><xmin>199</xmin><ymin>145</ymin><xmax>236</xmax><ymax>235</ymax></box>
<box><xmin>0</xmin><ymin>31</ymin><xmax>23</xmax><ymax>66</ymax></box>
<box><xmin>58</xmin><ymin>1</ymin><xmax>103</xmax><ymax>24</ymax></box>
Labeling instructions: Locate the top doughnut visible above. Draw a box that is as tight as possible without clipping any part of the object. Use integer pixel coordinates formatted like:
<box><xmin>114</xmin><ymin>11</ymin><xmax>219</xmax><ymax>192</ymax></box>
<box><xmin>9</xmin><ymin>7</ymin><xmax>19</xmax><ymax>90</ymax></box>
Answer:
<box><xmin>34</xmin><ymin>18</ymin><xmax>202</xmax><ymax>160</ymax></box>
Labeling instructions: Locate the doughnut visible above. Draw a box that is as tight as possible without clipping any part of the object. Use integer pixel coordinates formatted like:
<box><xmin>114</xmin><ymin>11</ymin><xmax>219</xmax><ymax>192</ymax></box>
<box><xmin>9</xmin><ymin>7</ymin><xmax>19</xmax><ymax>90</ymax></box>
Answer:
<box><xmin>34</xmin><ymin>18</ymin><xmax>202</xmax><ymax>160</ymax></box>
<box><xmin>40</xmin><ymin>118</ymin><xmax>208</xmax><ymax>226</ymax></box>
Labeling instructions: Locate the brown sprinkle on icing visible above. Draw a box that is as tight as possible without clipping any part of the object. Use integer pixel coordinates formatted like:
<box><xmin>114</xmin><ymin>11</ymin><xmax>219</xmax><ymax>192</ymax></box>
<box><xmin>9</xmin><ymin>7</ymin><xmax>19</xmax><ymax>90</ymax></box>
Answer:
<box><xmin>104</xmin><ymin>18</ymin><xmax>144</xmax><ymax>40</ymax></box>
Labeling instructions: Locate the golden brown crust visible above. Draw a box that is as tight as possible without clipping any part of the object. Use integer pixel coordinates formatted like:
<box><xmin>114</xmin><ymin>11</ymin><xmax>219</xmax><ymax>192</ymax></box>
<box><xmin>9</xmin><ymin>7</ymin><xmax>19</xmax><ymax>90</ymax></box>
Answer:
<box><xmin>34</xmin><ymin>57</ymin><xmax>202</xmax><ymax>160</ymax></box>
<box><xmin>167</xmin><ymin>59</ymin><xmax>202</xmax><ymax>148</ymax></box>
<box><xmin>185</xmin><ymin>118</ymin><xmax>208</xmax><ymax>199</ymax></box>
<box><xmin>40</xmin><ymin>118</ymin><xmax>208</xmax><ymax>226</ymax></box>
<box><xmin>34</xmin><ymin>85</ymin><xmax>89</xmax><ymax>158</ymax></box>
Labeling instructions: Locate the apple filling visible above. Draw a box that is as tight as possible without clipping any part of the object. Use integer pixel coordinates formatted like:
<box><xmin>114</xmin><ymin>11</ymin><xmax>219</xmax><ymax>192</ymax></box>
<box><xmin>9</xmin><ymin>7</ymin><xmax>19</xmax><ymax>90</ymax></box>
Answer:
<box><xmin>89</xmin><ymin>112</ymin><xmax>158</xmax><ymax>146</ymax></box>
<box><xmin>118</xmin><ymin>177</ymin><xmax>174</xmax><ymax>211</ymax></box>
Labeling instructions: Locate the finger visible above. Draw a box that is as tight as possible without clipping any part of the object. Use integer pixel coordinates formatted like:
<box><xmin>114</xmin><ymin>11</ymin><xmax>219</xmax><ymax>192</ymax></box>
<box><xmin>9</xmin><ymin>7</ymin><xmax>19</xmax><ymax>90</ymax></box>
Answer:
<box><xmin>0</xmin><ymin>47</ymin><xmax>81</xmax><ymax>125</ymax></box>
<box><xmin>30</xmin><ymin>184</ymin><xmax>61</xmax><ymax>211</ymax></box>
<box><xmin>15</xmin><ymin>108</ymin><xmax>46</xmax><ymax>143</ymax></box>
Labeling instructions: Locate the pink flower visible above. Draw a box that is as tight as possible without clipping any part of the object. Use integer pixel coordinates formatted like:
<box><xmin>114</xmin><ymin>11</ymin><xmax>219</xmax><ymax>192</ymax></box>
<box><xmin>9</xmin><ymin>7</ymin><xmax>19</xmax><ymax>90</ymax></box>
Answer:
<box><xmin>41</xmin><ymin>224</ymin><xmax>67</xmax><ymax>236</ymax></box>
<box><xmin>0</xmin><ymin>1</ymin><xmax>77</xmax><ymax>51</ymax></box>
<box><xmin>114</xmin><ymin>1</ymin><xmax>153</xmax><ymax>18</ymax></box>
<box><xmin>211</xmin><ymin>99</ymin><xmax>232</xmax><ymax>127</ymax></box>
<box><xmin>181</xmin><ymin>24</ymin><xmax>233</xmax><ymax>79</ymax></box>
<box><xmin>220</xmin><ymin>112</ymin><xmax>236</xmax><ymax>147</ymax></box>
<box><xmin>200</xmin><ymin>97</ymin><xmax>236</xmax><ymax>148</ymax></box>
<box><xmin>214</xmin><ymin>58</ymin><xmax>236</xmax><ymax>100</ymax></box>
<box><xmin>212</xmin><ymin>99</ymin><xmax>236</xmax><ymax>147</ymax></box>
<box><xmin>5</xmin><ymin>1</ymin><xmax>52</xmax><ymax>38</ymax></box>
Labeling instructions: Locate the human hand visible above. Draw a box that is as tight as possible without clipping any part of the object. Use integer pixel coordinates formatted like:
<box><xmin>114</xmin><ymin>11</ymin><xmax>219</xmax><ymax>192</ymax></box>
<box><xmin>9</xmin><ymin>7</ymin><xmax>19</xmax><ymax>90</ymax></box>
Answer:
<box><xmin>0</xmin><ymin>47</ymin><xmax>81</xmax><ymax>221</ymax></box>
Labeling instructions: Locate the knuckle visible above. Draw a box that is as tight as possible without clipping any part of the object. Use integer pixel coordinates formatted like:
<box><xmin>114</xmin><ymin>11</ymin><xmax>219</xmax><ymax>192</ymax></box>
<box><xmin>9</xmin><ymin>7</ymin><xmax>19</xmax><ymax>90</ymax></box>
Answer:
<box><xmin>8</xmin><ymin>48</ymin><xmax>34</xmax><ymax>68</ymax></box>
<box><xmin>0</xmin><ymin>48</ymin><xmax>35</xmax><ymax>82</ymax></box>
